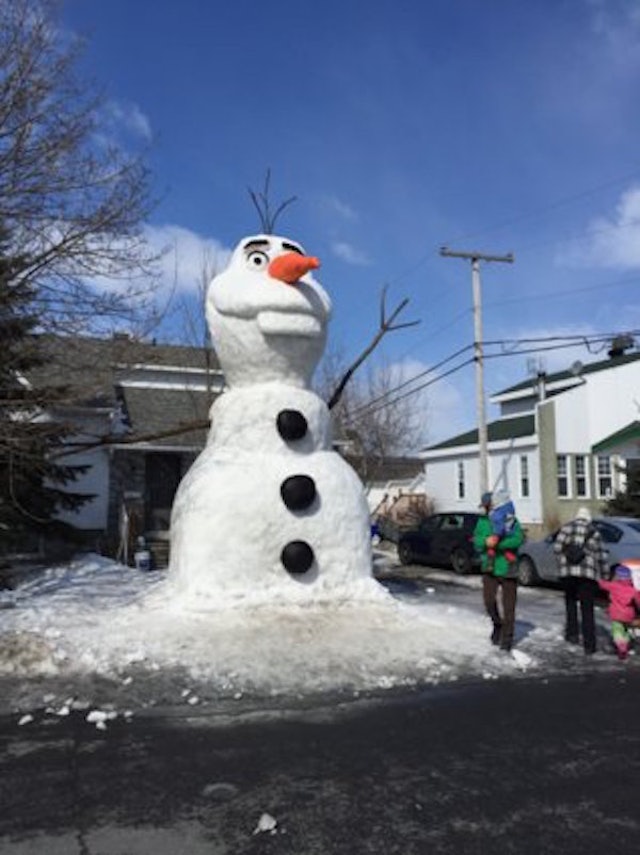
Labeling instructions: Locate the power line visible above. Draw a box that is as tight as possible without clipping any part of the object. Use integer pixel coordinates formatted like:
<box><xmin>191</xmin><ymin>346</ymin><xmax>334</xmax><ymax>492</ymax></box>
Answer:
<box><xmin>348</xmin><ymin>343</ymin><xmax>475</xmax><ymax>417</ymax></box>
<box><xmin>483</xmin><ymin>329</ymin><xmax>640</xmax><ymax>348</ymax></box>
<box><xmin>375</xmin><ymin>166</ymin><xmax>640</xmax><ymax>298</ymax></box>
<box><xmin>352</xmin><ymin>357</ymin><xmax>476</xmax><ymax>421</ymax></box>
<box><xmin>350</xmin><ymin>329</ymin><xmax>640</xmax><ymax>421</ymax></box>
<box><xmin>483</xmin><ymin>273</ymin><xmax>640</xmax><ymax>310</ymax></box>
<box><xmin>511</xmin><ymin>215</ymin><xmax>640</xmax><ymax>256</ymax></box>
<box><xmin>441</xmin><ymin>165</ymin><xmax>640</xmax><ymax>248</ymax></box>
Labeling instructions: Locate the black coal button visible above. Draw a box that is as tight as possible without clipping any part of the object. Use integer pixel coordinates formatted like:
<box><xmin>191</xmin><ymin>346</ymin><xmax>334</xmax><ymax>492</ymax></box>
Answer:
<box><xmin>280</xmin><ymin>474</ymin><xmax>316</xmax><ymax>511</ymax></box>
<box><xmin>277</xmin><ymin>409</ymin><xmax>308</xmax><ymax>441</ymax></box>
<box><xmin>281</xmin><ymin>540</ymin><xmax>314</xmax><ymax>574</ymax></box>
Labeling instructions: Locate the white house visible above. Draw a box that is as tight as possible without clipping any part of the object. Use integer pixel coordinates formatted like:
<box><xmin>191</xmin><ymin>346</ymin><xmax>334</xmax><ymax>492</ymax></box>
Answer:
<box><xmin>26</xmin><ymin>334</ymin><xmax>224</xmax><ymax>562</ymax></box>
<box><xmin>421</xmin><ymin>347</ymin><xmax>640</xmax><ymax>536</ymax></box>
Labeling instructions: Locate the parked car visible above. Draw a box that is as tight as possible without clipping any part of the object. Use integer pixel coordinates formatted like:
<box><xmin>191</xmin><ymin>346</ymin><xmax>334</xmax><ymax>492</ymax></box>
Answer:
<box><xmin>397</xmin><ymin>512</ymin><xmax>481</xmax><ymax>574</ymax></box>
<box><xmin>517</xmin><ymin>516</ymin><xmax>640</xmax><ymax>586</ymax></box>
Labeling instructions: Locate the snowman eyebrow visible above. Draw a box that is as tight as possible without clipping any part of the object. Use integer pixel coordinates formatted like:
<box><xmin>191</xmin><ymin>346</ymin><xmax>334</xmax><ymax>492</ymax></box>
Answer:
<box><xmin>282</xmin><ymin>242</ymin><xmax>303</xmax><ymax>255</ymax></box>
<box><xmin>243</xmin><ymin>239</ymin><xmax>270</xmax><ymax>251</ymax></box>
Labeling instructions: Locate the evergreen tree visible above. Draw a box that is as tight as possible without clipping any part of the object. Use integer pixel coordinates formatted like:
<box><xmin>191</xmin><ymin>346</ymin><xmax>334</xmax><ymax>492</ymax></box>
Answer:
<box><xmin>0</xmin><ymin>226</ymin><xmax>90</xmax><ymax>551</ymax></box>
<box><xmin>605</xmin><ymin>463</ymin><xmax>640</xmax><ymax>518</ymax></box>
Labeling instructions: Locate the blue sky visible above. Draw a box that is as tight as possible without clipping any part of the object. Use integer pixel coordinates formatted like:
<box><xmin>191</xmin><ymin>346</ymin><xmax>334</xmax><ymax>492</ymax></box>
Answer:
<box><xmin>62</xmin><ymin>0</ymin><xmax>640</xmax><ymax>443</ymax></box>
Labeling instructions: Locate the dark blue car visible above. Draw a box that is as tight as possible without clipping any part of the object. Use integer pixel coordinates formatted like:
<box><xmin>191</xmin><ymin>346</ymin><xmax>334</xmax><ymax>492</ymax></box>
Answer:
<box><xmin>397</xmin><ymin>512</ymin><xmax>481</xmax><ymax>575</ymax></box>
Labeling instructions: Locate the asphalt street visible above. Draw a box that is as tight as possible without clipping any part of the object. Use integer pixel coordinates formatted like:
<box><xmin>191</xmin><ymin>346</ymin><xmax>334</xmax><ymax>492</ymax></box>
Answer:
<box><xmin>2</xmin><ymin>563</ymin><xmax>639</xmax><ymax>854</ymax></box>
<box><xmin>1</xmin><ymin>669</ymin><xmax>639</xmax><ymax>855</ymax></box>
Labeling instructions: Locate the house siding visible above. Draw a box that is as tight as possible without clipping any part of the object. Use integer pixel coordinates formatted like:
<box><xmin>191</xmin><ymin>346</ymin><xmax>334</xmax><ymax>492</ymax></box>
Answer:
<box><xmin>423</xmin><ymin>353</ymin><xmax>640</xmax><ymax>537</ymax></box>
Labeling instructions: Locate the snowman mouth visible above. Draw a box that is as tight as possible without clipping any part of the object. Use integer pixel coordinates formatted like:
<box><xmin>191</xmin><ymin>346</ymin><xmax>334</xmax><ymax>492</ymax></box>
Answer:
<box><xmin>257</xmin><ymin>310</ymin><xmax>323</xmax><ymax>337</ymax></box>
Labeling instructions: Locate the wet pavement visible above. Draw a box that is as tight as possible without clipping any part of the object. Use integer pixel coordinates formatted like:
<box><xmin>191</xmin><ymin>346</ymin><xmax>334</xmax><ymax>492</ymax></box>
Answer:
<box><xmin>1</xmin><ymin>670</ymin><xmax>639</xmax><ymax>854</ymax></box>
<box><xmin>2</xmin><ymin>558</ymin><xmax>639</xmax><ymax>853</ymax></box>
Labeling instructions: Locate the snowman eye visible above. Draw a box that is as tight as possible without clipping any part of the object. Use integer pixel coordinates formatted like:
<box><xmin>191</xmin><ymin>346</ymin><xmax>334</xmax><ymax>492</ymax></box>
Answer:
<box><xmin>246</xmin><ymin>250</ymin><xmax>269</xmax><ymax>270</ymax></box>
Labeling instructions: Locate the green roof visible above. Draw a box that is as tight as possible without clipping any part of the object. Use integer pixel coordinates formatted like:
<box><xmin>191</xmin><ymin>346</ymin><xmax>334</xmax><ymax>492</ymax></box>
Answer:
<box><xmin>495</xmin><ymin>350</ymin><xmax>640</xmax><ymax>396</ymax></box>
<box><xmin>592</xmin><ymin>421</ymin><xmax>640</xmax><ymax>453</ymax></box>
<box><xmin>425</xmin><ymin>414</ymin><xmax>536</xmax><ymax>451</ymax></box>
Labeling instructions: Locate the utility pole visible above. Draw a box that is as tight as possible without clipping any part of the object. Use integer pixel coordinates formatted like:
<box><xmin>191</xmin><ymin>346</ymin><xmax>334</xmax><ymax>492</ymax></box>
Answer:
<box><xmin>439</xmin><ymin>247</ymin><xmax>514</xmax><ymax>496</ymax></box>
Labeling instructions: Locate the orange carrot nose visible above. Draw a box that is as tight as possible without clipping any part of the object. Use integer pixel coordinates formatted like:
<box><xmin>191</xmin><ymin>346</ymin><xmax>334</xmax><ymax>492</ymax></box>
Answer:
<box><xmin>268</xmin><ymin>252</ymin><xmax>320</xmax><ymax>284</ymax></box>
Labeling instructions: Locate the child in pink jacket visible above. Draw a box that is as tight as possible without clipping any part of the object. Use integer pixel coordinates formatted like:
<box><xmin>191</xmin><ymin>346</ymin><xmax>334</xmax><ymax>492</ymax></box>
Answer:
<box><xmin>598</xmin><ymin>564</ymin><xmax>640</xmax><ymax>660</ymax></box>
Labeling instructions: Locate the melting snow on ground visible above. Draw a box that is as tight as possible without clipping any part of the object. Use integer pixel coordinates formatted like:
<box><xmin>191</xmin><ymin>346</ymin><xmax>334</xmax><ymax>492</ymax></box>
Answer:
<box><xmin>0</xmin><ymin>553</ymin><xmax>630</xmax><ymax>716</ymax></box>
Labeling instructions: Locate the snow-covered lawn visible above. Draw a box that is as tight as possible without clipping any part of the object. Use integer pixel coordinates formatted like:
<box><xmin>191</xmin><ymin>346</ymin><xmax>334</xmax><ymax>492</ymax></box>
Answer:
<box><xmin>0</xmin><ymin>553</ymin><xmax>632</xmax><ymax>718</ymax></box>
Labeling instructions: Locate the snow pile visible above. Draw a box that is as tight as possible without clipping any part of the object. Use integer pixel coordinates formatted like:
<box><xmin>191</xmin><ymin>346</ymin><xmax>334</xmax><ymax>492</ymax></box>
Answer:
<box><xmin>0</xmin><ymin>554</ymin><xmax>537</xmax><ymax>703</ymax></box>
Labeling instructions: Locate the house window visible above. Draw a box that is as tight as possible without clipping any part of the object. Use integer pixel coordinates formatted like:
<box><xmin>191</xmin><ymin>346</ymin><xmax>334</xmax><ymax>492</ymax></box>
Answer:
<box><xmin>557</xmin><ymin>454</ymin><xmax>569</xmax><ymax>497</ymax></box>
<box><xmin>519</xmin><ymin>455</ymin><xmax>530</xmax><ymax>498</ymax></box>
<box><xmin>597</xmin><ymin>455</ymin><xmax>613</xmax><ymax>498</ymax></box>
<box><xmin>456</xmin><ymin>461</ymin><xmax>465</xmax><ymax>500</ymax></box>
<box><xmin>575</xmin><ymin>454</ymin><xmax>589</xmax><ymax>498</ymax></box>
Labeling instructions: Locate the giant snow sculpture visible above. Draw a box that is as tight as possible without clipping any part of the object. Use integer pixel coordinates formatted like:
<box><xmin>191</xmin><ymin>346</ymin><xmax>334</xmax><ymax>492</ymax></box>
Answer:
<box><xmin>168</xmin><ymin>234</ymin><xmax>383</xmax><ymax>606</ymax></box>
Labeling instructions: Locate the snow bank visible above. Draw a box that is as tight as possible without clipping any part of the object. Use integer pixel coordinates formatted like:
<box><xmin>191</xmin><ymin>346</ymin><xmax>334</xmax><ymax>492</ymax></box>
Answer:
<box><xmin>0</xmin><ymin>554</ymin><xmax>536</xmax><ymax>706</ymax></box>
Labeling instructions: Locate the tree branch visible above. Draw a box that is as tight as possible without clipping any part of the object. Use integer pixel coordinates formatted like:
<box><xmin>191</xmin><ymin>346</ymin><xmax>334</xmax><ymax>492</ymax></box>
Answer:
<box><xmin>327</xmin><ymin>288</ymin><xmax>420</xmax><ymax>410</ymax></box>
<box><xmin>51</xmin><ymin>417</ymin><xmax>211</xmax><ymax>459</ymax></box>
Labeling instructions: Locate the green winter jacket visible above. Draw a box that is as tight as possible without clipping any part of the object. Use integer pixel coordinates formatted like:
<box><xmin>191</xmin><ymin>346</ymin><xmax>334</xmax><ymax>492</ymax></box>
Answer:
<box><xmin>473</xmin><ymin>514</ymin><xmax>525</xmax><ymax>578</ymax></box>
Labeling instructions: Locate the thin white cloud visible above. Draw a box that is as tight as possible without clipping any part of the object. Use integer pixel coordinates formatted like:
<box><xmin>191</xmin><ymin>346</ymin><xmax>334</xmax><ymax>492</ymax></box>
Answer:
<box><xmin>331</xmin><ymin>240</ymin><xmax>371</xmax><ymax>266</ymax></box>
<box><xmin>587</xmin><ymin>0</ymin><xmax>640</xmax><ymax>71</ymax></box>
<box><xmin>102</xmin><ymin>99</ymin><xmax>153</xmax><ymax>143</ymax></box>
<box><xmin>556</xmin><ymin>185</ymin><xmax>640</xmax><ymax>269</ymax></box>
<box><xmin>144</xmin><ymin>224</ymin><xmax>232</xmax><ymax>294</ymax></box>
<box><xmin>322</xmin><ymin>194</ymin><xmax>358</xmax><ymax>222</ymax></box>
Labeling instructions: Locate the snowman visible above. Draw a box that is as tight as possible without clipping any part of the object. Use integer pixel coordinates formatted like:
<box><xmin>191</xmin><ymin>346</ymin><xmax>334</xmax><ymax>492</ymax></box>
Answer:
<box><xmin>168</xmin><ymin>234</ymin><xmax>385</xmax><ymax>607</ymax></box>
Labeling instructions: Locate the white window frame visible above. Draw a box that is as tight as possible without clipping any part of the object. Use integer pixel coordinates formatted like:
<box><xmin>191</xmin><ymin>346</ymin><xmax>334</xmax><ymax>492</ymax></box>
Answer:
<box><xmin>574</xmin><ymin>454</ymin><xmax>590</xmax><ymax>499</ymax></box>
<box><xmin>456</xmin><ymin>460</ymin><xmax>465</xmax><ymax>500</ymax></box>
<box><xmin>557</xmin><ymin>453</ymin><xmax>570</xmax><ymax>498</ymax></box>
<box><xmin>519</xmin><ymin>454</ymin><xmax>530</xmax><ymax>498</ymax></box>
<box><xmin>596</xmin><ymin>454</ymin><xmax>613</xmax><ymax>499</ymax></box>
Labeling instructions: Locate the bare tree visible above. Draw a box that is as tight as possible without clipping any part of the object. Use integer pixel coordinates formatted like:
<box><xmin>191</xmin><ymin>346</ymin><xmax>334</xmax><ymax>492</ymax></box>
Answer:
<box><xmin>316</xmin><ymin>346</ymin><xmax>428</xmax><ymax>473</ymax></box>
<box><xmin>0</xmin><ymin>0</ymin><xmax>159</xmax><ymax>337</ymax></box>
<box><xmin>176</xmin><ymin>247</ymin><xmax>225</xmax><ymax>403</ymax></box>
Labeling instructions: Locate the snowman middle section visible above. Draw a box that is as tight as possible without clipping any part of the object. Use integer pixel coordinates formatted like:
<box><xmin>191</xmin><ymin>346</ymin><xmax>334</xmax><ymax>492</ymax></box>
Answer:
<box><xmin>169</xmin><ymin>382</ymin><xmax>381</xmax><ymax>606</ymax></box>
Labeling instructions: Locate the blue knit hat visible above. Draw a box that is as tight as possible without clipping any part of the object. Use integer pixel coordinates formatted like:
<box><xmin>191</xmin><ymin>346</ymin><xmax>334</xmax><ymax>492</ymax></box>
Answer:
<box><xmin>614</xmin><ymin>564</ymin><xmax>632</xmax><ymax>580</ymax></box>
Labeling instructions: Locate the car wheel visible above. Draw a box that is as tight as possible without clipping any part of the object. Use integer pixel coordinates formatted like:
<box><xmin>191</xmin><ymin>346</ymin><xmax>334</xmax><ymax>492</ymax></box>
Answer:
<box><xmin>451</xmin><ymin>548</ymin><xmax>472</xmax><ymax>575</ymax></box>
<box><xmin>398</xmin><ymin>542</ymin><xmax>413</xmax><ymax>566</ymax></box>
<box><xmin>517</xmin><ymin>555</ymin><xmax>539</xmax><ymax>586</ymax></box>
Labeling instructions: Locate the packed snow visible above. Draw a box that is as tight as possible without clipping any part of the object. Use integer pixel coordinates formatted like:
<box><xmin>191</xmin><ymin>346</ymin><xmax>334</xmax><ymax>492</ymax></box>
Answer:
<box><xmin>169</xmin><ymin>235</ymin><xmax>375</xmax><ymax>604</ymax></box>
<box><xmin>0</xmin><ymin>551</ymin><xmax>631</xmax><ymax>719</ymax></box>
<box><xmin>7</xmin><ymin>235</ymin><xmax>618</xmax><ymax>719</ymax></box>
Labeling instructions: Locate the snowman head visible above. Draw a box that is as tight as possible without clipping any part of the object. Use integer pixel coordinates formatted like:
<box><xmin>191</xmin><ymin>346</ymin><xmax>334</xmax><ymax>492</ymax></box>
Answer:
<box><xmin>207</xmin><ymin>234</ymin><xmax>332</xmax><ymax>388</ymax></box>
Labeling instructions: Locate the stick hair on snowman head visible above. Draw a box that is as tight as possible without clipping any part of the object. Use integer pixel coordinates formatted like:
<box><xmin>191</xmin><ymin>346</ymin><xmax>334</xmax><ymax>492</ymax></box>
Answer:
<box><xmin>206</xmin><ymin>234</ymin><xmax>332</xmax><ymax>389</ymax></box>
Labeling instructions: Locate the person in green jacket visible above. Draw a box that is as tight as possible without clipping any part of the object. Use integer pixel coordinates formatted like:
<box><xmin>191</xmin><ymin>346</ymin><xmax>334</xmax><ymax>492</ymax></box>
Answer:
<box><xmin>473</xmin><ymin>491</ymin><xmax>525</xmax><ymax>652</ymax></box>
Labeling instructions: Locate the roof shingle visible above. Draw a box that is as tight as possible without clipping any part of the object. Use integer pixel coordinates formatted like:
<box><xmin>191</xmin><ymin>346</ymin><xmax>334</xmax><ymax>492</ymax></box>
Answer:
<box><xmin>424</xmin><ymin>414</ymin><xmax>536</xmax><ymax>451</ymax></box>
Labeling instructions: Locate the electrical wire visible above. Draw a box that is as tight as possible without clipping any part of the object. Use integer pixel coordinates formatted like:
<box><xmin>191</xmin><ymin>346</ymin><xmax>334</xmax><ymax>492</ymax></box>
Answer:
<box><xmin>349</xmin><ymin>357</ymin><xmax>476</xmax><ymax>421</ymax></box>
<box><xmin>349</xmin><ymin>330</ymin><xmax>639</xmax><ymax>420</ymax></box>
<box><xmin>348</xmin><ymin>343</ymin><xmax>475</xmax><ymax>417</ymax></box>
<box><xmin>440</xmin><ymin>166</ymin><xmax>640</xmax><ymax>248</ymax></box>
<box><xmin>483</xmin><ymin>273</ymin><xmax>640</xmax><ymax>310</ymax></box>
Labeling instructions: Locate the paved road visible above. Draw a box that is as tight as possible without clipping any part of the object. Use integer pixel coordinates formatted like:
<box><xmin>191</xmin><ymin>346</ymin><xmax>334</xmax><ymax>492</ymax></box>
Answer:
<box><xmin>1</xmin><ymin>670</ymin><xmax>639</xmax><ymax>855</ymax></box>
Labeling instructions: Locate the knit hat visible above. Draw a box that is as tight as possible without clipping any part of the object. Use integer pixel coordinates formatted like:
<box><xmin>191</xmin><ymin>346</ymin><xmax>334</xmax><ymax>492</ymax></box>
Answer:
<box><xmin>576</xmin><ymin>506</ymin><xmax>592</xmax><ymax>522</ymax></box>
<box><xmin>614</xmin><ymin>564</ymin><xmax>632</xmax><ymax>580</ymax></box>
<box><xmin>479</xmin><ymin>491</ymin><xmax>493</xmax><ymax>509</ymax></box>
